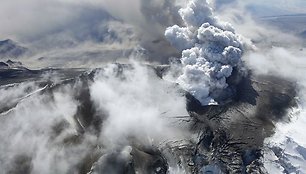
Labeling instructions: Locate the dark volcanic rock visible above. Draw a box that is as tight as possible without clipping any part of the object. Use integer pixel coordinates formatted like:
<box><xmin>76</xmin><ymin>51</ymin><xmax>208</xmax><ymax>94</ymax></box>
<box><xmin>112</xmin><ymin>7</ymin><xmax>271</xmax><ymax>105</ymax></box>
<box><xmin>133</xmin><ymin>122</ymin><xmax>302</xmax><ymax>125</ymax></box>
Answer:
<box><xmin>7</xmin><ymin>155</ymin><xmax>32</xmax><ymax>174</ymax></box>
<box><xmin>0</xmin><ymin>61</ymin><xmax>9</xmax><ymax>68</ymax></box>
<box><xmin>0</xmin><ymin>60</ymin><xmax>25</xmax><ymax>70</ymax></box>
<box><xmin>184</xmin><ymin>74</ymin><xmax>296</xmax><ymax>173</ymax></box>
<box><xmin>89</xmin><ymin>146</ymin><xmax>168</xmax><ymax>174</ymax></box>
<box><xmin>6</xmin><ymin>59</ymin><xmax>23</xmax><ymax>67</ymax></box>
<box><xmin>0</xmin><ymin>64</ymin><xmax>297</xmax><ymax>174</ymax></box>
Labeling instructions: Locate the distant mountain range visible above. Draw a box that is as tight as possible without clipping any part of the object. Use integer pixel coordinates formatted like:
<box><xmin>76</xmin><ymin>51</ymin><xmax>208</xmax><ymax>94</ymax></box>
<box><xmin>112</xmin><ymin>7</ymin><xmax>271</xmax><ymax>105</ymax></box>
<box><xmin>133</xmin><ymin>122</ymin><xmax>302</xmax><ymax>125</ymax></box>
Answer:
<box><xmin>0</xmin><ymin>39</ymin><xmax>29</xmax><ymax>59</ymax></box>
<box><xmin>0</xmin><ymin>59</ymin><xmax>24</xmax><ymax>69</ymax></box>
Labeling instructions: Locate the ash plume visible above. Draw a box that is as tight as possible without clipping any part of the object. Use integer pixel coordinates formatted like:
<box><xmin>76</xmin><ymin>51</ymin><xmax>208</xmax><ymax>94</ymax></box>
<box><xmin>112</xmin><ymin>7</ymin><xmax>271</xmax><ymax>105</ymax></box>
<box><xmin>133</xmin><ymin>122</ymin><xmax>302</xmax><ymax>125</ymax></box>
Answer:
<box><xmin>165</xmin><ymin>0</ymin><xmax>248</xmax><ymax>105</ymax></box>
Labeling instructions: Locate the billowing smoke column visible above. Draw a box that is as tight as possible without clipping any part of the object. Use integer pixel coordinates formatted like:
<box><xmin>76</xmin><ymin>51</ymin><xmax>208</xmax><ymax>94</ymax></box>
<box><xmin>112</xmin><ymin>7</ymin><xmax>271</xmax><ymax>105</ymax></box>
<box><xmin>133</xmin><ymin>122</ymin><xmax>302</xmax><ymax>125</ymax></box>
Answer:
<box><xmin>165</xmin><ymin>0</ymin><xmax>245</xmax><ymax>105</ymax></box>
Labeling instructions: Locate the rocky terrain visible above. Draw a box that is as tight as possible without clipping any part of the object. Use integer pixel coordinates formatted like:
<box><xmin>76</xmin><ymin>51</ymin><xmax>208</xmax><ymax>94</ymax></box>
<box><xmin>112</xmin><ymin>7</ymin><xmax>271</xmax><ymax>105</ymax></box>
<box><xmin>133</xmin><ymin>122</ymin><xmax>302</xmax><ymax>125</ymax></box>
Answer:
<box><xmin>0</xmin><ymin>63</ymin><xmax>297</xmax><ymax>174</ymax></box>
<box><xmin>0</xmin><ymin>0</ymin><xmax>305</xmax><ymax>173</ymax></box>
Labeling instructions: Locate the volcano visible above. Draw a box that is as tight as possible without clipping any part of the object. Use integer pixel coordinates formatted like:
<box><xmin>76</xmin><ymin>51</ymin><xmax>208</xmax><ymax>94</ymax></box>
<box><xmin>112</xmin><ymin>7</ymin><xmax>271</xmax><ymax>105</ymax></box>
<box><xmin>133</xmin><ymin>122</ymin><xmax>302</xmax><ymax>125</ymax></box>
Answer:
<box><xmin>0</xmin><ymin>0</ymin><xmax>306</xmax><ymax>173</ymax></box>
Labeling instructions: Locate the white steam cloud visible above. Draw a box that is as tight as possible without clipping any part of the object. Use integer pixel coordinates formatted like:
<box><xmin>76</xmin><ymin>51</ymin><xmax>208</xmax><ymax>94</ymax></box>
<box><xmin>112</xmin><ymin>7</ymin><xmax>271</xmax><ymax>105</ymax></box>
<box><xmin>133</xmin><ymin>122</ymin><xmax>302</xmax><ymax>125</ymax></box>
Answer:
<box><xmin>0</xmin><ymin>61</ymin><xmax>190</xmax><ymax>173</ymax></box>
<box><xmin>165</xmin><ymin>0</ymin><xmax>247</xmax><ymax>105</ymax></box>
<box><xmin>0</xmin><ymin>85</ymin><xmax>93</xmax><ymax>174</ymax></box>
<box><xmin>90</xmin><ymin>61</ymin><xmax>189</xmax><ymax>148</ymax></box>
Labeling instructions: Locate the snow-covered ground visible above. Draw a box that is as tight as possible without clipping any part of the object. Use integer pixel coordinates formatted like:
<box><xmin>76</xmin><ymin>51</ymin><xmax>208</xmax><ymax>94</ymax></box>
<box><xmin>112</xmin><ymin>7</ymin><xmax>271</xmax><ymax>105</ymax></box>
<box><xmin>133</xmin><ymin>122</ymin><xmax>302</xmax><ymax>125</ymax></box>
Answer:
<box><xmin>264</xmin><ymin>101</ymin><xmax>306</xmax><ymax>173</ymax></box>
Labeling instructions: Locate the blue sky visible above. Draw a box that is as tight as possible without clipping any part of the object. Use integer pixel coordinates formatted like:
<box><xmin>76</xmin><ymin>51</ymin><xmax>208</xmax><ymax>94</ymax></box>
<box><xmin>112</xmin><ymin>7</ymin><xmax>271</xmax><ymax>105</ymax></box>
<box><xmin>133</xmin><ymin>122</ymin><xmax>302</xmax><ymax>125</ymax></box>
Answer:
<box><xmin>214</xmin><ymin>0</ymin><xmax>306</xmax><ymax>16</ymax></box>
<box><xmin>250</xmin><ymin>0</ymin><xmax>306</xmax><ymax>14</ymax></box>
